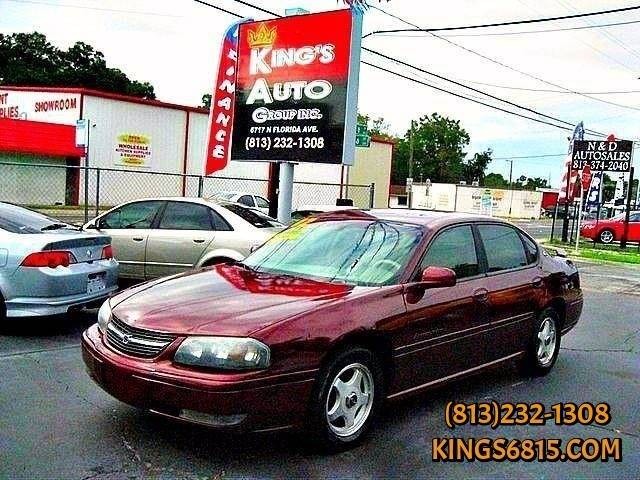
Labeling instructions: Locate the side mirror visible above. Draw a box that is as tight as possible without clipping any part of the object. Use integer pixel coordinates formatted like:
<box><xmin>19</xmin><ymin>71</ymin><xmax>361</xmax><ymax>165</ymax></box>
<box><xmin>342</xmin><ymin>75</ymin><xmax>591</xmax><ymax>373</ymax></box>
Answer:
<box><xmin>85</xmin><ymin>221</ymin><xmax>97</xmax><ymax>230</ymax></box>
<box><xmin>419</xmin><ymin>266</ymin><xmax>457</xmax><ymax>288</ymax></box>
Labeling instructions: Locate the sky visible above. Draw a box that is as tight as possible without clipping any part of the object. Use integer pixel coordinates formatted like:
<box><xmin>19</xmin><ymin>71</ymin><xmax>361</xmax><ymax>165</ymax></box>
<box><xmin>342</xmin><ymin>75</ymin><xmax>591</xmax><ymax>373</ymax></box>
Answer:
<box><xmin>2</xmin><ymin>0</ymin><xmax>640</xmax><ymax>187</ymax></box>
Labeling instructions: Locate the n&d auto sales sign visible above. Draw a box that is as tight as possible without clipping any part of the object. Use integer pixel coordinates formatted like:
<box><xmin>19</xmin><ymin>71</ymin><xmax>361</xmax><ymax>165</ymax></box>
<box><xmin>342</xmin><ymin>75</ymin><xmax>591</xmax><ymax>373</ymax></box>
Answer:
<box><xmin>572</xmin><ymin>140</ymin><xmax>633</xmax><ymax>172</ymax></box>
<box><xmin>230</xmin><ymin>10</ymin><xmax>355</xmax><ymax>165</ymax></box>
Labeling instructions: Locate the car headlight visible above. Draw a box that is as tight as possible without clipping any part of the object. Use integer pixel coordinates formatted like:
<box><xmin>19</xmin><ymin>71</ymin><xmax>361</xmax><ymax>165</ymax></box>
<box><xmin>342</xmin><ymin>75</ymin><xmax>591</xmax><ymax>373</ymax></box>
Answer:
<box><xmin>174</xmin><ymin>337</ymin><xmax>270</xmax><ymax>370</ymax></box>
<box><xmin>97</xmin><ymin>300</ymin><xmax>112</xmax><ymax>332</ymax></box>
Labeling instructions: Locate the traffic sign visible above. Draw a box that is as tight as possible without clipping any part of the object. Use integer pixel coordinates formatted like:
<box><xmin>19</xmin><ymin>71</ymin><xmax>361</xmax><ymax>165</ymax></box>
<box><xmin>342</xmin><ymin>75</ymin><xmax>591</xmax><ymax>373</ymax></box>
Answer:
<box><xmin>356</xmin><ymin>123</ymin><xmax>368</xmax><ymax>136</ymax></box>
<box><xmin>356</xmin><ymin>134</ymin><xmax>370</xmax><ymax>147</ymax></box>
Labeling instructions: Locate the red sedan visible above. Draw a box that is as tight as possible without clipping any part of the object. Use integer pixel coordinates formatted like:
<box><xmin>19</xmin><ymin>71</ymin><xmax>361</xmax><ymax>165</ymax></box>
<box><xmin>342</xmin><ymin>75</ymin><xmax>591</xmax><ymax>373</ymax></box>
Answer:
<box><xmin>82</xmin><ymin>210</ymin><xmax>582</xmax><ymax>449</ymax></box>
<box><xmin>580</xmin><ymin>211</ymin><xmax>640</xmax><ymax>244</ymax></box>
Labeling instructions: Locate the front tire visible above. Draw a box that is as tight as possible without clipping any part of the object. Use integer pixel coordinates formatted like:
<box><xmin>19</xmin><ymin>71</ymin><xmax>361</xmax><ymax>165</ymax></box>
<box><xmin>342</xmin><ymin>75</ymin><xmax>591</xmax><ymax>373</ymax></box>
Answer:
<box><xmin>521</xmin><ymin>308</ymin><xmax>561</xmax><ymax>376</ymax></box>
<box><xmin>307</xmin><ymin>347</ymin><xmax>383</xmax><ymax>451</ymax></box>
<box><xmin>599</xmin><ymin>229</ymin><xmax>614</xmax><ymax>244</ymax></box>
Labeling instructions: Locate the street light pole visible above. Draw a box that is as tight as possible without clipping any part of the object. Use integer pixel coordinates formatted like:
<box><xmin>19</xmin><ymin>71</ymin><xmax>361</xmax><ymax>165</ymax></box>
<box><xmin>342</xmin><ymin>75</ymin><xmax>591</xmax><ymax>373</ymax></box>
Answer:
<box><xmin>408</xmin><ymin>119</ymin><xmax>414</xmax><ymax>208</ymax></box>
<box><xmin>506</xmin><ymin>159</ymin><xmax>514</xmax><ymax>216</ymax></box>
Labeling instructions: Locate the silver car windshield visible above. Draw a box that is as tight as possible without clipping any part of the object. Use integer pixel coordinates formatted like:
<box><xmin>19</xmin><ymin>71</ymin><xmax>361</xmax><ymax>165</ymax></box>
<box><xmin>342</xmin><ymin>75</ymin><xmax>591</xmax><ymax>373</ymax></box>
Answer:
<box><xmin>243</xmin><ymin>219</ymin><xmax>423</xmax><ymax>286</ymax></box>
<box><xmin>0</xmin><ymin>203</ymin><xmax>71</xmax><ymax>234</ymax></box>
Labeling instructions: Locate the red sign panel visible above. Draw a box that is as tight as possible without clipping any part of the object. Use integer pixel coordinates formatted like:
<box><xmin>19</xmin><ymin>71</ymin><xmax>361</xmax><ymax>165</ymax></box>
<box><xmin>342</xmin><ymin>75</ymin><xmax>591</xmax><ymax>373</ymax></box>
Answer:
<box><xmin>581</xmin><ymin>165</ymin><xmax>592</xmax><ymax>189</ymax></box>
<box><xmin>231</xmin><ymin>9</ymin><xmax>354</xmax><ymax>164</ymax></box>
<box><xmin>205</xmin><ymin>20</ymin><xmax>245</xmax><ymax>175</ymax></box>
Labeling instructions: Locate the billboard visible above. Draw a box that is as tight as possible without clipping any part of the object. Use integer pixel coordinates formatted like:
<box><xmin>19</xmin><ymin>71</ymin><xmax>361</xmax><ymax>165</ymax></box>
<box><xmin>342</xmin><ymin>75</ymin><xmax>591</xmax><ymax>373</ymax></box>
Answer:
<box><xmin>571</xmin><ymin>140</ymin><xmax>633</xmax><ymax>172</ymax></box>
<box><xmin>230</xmin><ymin>9</ymin><xmax>358</xmax><ymax>165</ymax></box>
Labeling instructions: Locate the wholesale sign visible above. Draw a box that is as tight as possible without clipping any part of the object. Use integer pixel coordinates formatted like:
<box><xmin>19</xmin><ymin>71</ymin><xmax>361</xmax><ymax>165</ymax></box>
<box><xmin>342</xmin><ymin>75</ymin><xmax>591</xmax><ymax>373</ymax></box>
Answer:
<box><xmin>114</xmin><ymin>133</ymin><xmax>152</xmax><ymax>168</ymax></box>
<box><xmin>231</xmin><ymin>9</ymin><xmax>357</xmax><ymax>165</ymax></box>
<box><xmin>571</xmin><ymin>140</ymin><xmax>633</xmax><ymax>172</ymax></box>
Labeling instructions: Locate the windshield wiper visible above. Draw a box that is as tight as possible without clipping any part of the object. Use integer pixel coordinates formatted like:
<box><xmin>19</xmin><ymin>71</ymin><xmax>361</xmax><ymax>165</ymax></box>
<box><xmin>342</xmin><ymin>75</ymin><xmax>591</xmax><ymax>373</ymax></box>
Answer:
<box><xmin>41</xmin><ymin>223</ymin><xmax>75</xmax><ymax>231</ymax></box>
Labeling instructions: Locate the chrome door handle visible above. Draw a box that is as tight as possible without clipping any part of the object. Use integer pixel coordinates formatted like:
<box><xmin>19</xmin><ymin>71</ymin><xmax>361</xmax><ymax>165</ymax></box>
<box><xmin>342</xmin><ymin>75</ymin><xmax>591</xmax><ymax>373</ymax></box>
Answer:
<box><xmin>531</xmin><ymin>277</ymin><xmax>544</xmax><ymax>288</ymax></box>
<box><xmin>193</xmin><ymin>239</ymin><xmax>205</xmax><ymax>243</ymax></box>
<box><xmin>473</xmin><ymin>288</ymin><xmax>489</xmax><ymax>303</ymax></box>
<box><xmin>132</xmin><ymin>237</ymin><xmax>144</xmax><ymax>242</ymax></box>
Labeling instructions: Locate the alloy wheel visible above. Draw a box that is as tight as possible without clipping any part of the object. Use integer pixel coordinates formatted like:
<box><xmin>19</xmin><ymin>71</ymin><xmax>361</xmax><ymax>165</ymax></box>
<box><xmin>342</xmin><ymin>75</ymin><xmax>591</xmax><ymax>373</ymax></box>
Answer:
<box><xmin>325</xmin><ymin>363</ymin><xmax>374</xmax><ymax>437</ymax></box>
<box><xmin>536</xmin><ymin>317</ymin><xmax>557</xmax><ymax>367</ymax></box>
<box><xmin>600</xmin><ymin>230</ymin><xmax>614</xmax><ymax>244</ymax></box>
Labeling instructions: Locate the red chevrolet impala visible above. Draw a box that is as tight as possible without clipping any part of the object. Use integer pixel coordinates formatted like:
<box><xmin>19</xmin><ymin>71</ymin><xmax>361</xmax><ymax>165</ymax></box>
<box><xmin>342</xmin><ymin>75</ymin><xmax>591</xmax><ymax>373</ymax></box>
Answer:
<box><xmin>82</xmin><ymin>210</ymin><xmax>582</xmax><ymax>449</ymax></box>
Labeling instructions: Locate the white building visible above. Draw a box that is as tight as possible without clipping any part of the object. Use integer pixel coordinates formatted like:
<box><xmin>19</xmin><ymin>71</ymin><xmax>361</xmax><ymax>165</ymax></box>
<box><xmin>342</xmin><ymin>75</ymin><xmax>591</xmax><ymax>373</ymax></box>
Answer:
<box><xmin>0</xmin><ymin>86</ymin><xmax>393</xmax><ymax>208</ymax></box>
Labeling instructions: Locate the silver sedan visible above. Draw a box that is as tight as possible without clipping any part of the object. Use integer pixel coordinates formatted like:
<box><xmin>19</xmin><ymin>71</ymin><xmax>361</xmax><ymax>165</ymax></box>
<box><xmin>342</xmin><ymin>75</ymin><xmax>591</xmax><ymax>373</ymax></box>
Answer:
<box><xmin>0</xmin><ymin>203</ymin><xmax>118</xmax><ymax>319</ymax></box>
<box><xmin>83</xmin><ymin>197</ymin><xmax>283</xmax><ymax>280</ymax></box>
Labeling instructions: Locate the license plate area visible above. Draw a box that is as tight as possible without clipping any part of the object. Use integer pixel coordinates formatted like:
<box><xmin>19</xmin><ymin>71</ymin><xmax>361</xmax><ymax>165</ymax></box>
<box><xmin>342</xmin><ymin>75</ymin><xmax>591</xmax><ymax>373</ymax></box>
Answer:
<box><xmin>87</xmin><ymin>272</ymin><xmax>106</xmax><ymax>294</ymax></box>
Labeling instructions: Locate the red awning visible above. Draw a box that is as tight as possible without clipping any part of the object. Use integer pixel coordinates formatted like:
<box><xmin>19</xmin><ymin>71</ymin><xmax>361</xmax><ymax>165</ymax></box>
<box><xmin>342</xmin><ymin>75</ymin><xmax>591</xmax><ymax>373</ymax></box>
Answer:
<box><xmin>0</xmin><ymin>118</ymin><xmax>84</xmax><ymax>157</ymax></box>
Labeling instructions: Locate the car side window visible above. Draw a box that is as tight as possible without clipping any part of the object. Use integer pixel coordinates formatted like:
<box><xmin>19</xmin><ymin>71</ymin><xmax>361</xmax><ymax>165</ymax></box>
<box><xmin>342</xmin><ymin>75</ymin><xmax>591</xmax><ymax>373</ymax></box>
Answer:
<box><xmin>100</xmin><ymin>201</ymin><xmax>163</xmax><ymax>229</ymax></box>
<box><xmin>255</xmin><ymin>196</ymin><xmax>269</xmax><ymax>208</ymax></box>
<box><xmin>520</xmin><ymin>233</ymin><xmax>539</xmax><ymax>264</ymax></box>
<box><xmin>158</xmin><ymin>202</ymin><xmax>213</xmax><ymax>231</ymax></box>
<box><xmin>420</xmin><ymin>225</ymin><xmax>480</xmax><ymax>279</ymax></box>
<box><xmin>478</xmin><ymin>224</ymin><xmax>528</xmax><ymax>272</ymax></box>
<box><xmin>630</xmin><ymin>213</ymin><xmax>640</xmax><ymax>222</ymax></box>
<box><xmin>237</xmin><ymin>195</ymin><xmax>254</xmax><ymax>207</ymax></box>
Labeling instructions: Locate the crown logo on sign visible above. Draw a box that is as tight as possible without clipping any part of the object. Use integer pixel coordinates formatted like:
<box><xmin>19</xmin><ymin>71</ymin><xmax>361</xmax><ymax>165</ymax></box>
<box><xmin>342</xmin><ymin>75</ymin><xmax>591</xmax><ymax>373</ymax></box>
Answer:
<box><xmin>248</xmin><ymin>24</ymin><xmax>276</xmax><ymax>48</ymax></box>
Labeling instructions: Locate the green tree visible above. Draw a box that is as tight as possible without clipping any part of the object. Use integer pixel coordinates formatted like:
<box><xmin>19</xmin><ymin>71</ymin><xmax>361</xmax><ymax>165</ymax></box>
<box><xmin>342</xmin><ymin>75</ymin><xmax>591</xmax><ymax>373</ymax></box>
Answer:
<box><xmin>463</xmin><ymin>149</ymin><xmax>493</xmax><ymax>185</ymax></box>
<box><xmin>357</xmin><ymin>112</ymin><xmax>393</xmax><ymax>139</ymax></box>
<box><xmin>0</xmin><ymin>32</ymin><xmax>155</xmax><ymax>99</ymax></box>
<box><xmin>201</xmin><ymin>93</ymin><xmax>212</xmax><ymax>109</ymax></box>
<box><xmin>392</xmin><ymin>113</ymin><xmax>470</xmax><ymax>184</ymax></box>
<box><xmin>484</xmin><ymin>172</ymin><xmax>509</xmax><ymax>188</ymax></box>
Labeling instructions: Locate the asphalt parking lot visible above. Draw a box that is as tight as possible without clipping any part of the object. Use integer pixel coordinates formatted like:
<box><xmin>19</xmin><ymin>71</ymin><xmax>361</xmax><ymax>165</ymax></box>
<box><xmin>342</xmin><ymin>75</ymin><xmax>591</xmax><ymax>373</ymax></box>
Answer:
<box><xmin>1</xmin><ymin>255</ymin><xmax>638</xmax><ymax>479</ymax></box>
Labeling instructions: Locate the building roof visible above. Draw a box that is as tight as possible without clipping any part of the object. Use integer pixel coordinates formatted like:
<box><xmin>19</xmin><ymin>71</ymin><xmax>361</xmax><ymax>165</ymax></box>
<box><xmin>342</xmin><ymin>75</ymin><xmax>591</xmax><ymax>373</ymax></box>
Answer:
<box><xmin>0</xmin><ymin>86</ymin><xmax>209</xmax><ymax>114</ymax></box>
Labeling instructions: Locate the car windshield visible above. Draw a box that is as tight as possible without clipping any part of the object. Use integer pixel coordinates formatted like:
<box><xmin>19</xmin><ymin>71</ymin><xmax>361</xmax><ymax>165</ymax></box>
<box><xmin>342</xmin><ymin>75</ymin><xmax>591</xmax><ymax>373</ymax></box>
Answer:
<box><xmin>0</xmin><ymin>203</ymin><xmax>73</xmax><ymax>234</ymax></box>
<box><xmin>222</xmin><ymin>203</ymin><xmax>281</xmax><ymax>228</ymax></box>
<box><xmin>243</xmin><ymin>219</ymin><xmax>424</xmax><ymax>286</ymax></box>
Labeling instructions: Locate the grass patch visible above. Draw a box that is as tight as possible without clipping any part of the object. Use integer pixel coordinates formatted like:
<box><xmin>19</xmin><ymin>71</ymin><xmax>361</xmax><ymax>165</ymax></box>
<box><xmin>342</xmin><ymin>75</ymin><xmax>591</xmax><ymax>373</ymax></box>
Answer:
<box><xmin>542</xmin><ymin>239</ymin><xmax>640</xmax><ymax>264</ymax></box>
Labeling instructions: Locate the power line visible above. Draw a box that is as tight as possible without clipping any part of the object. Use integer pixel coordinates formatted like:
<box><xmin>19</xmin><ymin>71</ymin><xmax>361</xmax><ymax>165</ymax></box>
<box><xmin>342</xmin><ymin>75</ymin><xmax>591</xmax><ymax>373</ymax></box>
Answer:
<box><xmin>436</xmin><ymin>78</ymin><xmax>640</xmax><ymax>95</ymax></box>
<box><xmin>362</xmin><ymin>46</ymin><xmax>602</xmax><ymax>134</ymax></box>
<box><xmin>361</xmin><ymin>60</ymin><xmax>575</xmax><ymax>132</ymax></box>
<box><xmin>193</xmin><ymin>0</ymin><xmax>242</xmax><ymax>18</ymax></box>
<box><xmin>6</xmin><ymin>0</ymin><xmax>182</xmax><ymax>17</ymax></box>
<box><xmin>362</xmin><ymin>4</ymin><xmax>640</xmax><ymax>38</ymax></box>
<box><xmin>493</xmin><ymin>154</ymin><xmax>566</xmax><ymax>159</ymax></box>
<box><xmin>368</xmin><ymin>4</ymin><xmax>640</xmax><ymax>113</ymax></box>
<box><xmin>372</xmin><ymin>18</ymin><xmax>640</xmax><ymax>38</ymax></box>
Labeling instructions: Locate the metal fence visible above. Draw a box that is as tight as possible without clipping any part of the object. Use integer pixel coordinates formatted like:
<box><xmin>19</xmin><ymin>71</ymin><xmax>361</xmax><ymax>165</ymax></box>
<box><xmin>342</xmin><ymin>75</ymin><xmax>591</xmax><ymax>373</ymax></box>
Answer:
<box><xmin>0</xmin><ymin>161</ymin><xmax>374</xmax><ymax>223</ymax></box>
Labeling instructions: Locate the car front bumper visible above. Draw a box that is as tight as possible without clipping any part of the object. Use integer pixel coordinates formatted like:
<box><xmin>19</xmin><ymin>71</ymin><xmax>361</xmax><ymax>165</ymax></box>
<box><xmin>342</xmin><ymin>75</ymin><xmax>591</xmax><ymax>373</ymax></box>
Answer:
<box><xmin>81</xmin><ymin>324</ymin><xmax>316</xmax><ymax>433</ymax></box>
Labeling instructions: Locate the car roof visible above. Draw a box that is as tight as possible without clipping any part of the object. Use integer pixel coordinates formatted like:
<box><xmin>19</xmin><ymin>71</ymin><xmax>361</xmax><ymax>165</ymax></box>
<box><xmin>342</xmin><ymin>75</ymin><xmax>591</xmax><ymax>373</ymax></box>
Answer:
<box><xmin>294</xmin><ymin>205</ymin><xmax>361</xmax><ymax>212</ymax></box>
<box><xmin>368</xmin><ymin>208</ymin><xmax>512</xmax><ymax>226</ymax></box>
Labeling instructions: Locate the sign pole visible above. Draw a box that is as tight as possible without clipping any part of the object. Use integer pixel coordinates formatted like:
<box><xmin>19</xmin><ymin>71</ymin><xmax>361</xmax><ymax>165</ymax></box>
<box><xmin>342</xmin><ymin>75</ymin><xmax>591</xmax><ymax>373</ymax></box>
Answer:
<box><xmin>574</xmin><ymin>185</ymin><xmax>582</xmax><ymax>253</ymax></box>
<box><xmin>621</xmin><ymin>166</ymin><xmax>635</xmax><ymax>249</ymax></box>
<box><xmin>277</xmin><ymin>161</ymin><xmax>294</xmax><ymax>224</ymax></box>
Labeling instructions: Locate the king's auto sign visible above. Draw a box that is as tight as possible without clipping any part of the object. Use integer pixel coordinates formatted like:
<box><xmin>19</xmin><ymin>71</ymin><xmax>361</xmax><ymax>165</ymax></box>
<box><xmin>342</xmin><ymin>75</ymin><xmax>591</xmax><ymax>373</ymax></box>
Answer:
<box><xmin>230</xmin><ymin>9</ymin><xmax>357</xmax><ymax>165</ymax></box>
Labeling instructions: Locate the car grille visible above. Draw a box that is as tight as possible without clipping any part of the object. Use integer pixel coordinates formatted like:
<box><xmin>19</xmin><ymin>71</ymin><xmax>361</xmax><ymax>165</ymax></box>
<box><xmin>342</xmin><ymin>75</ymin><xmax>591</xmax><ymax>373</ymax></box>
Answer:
<box><xmin>105</xmin><ymin>315</ymin><xmax>177</xmax><ymax>358</ymax></box>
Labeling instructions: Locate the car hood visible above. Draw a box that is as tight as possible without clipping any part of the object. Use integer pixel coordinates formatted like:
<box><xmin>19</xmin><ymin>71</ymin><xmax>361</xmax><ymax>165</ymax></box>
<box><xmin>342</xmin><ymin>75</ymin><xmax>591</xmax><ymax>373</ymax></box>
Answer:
<box><xmin>111</xmin><ymin>264</ymin><xmax>355</xmax><ymax>337</ymax></box>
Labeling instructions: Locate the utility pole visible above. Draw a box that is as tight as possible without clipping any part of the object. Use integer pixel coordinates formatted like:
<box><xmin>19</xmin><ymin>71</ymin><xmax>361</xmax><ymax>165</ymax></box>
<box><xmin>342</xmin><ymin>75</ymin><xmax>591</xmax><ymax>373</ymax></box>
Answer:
<box><xmin>506</xmin><ymin>159</ymin><xmax>514</xmax><ymax>216</ymax></box>
<box><xmin>408</xmin><ymin>119</ymin><xmax>414</xmax><ymax>208</ymax></box>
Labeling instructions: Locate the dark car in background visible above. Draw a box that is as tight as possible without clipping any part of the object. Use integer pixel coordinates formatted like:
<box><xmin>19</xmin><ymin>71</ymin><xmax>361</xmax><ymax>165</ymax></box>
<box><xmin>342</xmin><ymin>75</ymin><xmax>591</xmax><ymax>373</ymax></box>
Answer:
<box><xmin>82</xmin><ymin>210</ymin><xmax>582</xmax><ymax>449</ymax></box>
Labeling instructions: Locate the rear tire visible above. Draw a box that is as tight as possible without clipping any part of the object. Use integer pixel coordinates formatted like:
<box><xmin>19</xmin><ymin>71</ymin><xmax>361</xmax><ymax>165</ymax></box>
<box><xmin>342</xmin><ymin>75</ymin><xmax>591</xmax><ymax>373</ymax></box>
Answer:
<box><xmin>0</xmin><ymin>293</ymin><xmax>6</xmax><ymax>322</ymax></box>
<box><xmin>521</xmin><ymin>308</ymin><xmax>561</xmax><ymax>377</ymax></box>
<box><xmin>307</xmin><ymin>347</ymin><xmax>383</xmax><ymax>451</ymax></box>
<box><xmin>598</xmin><ymin>229</ymin><xmax>614</xmax><ymax>244</ymax></box>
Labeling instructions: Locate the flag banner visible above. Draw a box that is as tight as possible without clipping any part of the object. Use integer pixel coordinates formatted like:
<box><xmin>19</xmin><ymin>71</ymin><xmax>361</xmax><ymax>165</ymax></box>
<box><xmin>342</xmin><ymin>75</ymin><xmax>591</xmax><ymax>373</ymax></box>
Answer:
<box><xmin>205</xmin><ymin>19</ymin><xmax>247</xmax><ymax>175</ymax></box>
<box><xmin>585</xmin><ymin>170</ymin><xmax>603</xmax><ymax>210</ymax></box>
<box><xmin>558</xmin><ymin>122</ymin><xmax>584</xmax><ymax>203</ymax></box>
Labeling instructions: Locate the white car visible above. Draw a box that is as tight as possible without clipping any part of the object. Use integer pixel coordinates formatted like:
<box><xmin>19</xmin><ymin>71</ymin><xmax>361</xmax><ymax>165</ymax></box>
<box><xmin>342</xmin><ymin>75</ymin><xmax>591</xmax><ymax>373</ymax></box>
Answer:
<box><xmin>83</xmin><ymin>197</ymin><xmax>283</xmax><ymax>280</ymax></box>
<box><xmin>215</xmin><ymin>191</ymin><xmax>270</xmax><ymax>215</ymax></box>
